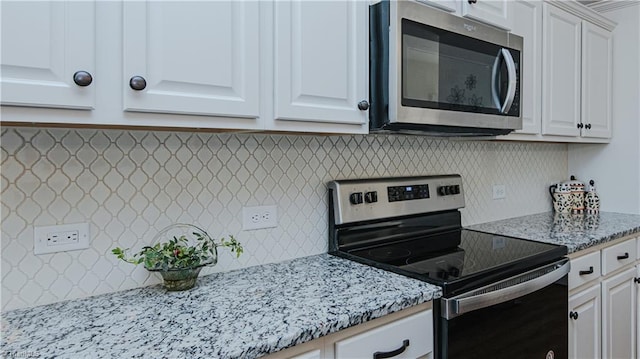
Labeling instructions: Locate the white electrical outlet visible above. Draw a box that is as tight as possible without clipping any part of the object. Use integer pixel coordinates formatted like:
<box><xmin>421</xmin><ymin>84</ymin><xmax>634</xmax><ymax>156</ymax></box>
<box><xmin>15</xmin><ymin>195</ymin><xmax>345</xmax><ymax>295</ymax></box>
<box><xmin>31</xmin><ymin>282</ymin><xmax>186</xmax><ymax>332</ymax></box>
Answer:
<box><xmin>242</xmin><ymin>205</ymin><xmax>278</xmax><ymax>231</ymax></box>
<box><xmin>34</xmin><ymin>223</ymin><xmax>90</xmax><ymax>255</ymax></box>
<box><xmin>492</xmin><ymin>184</ymin><xmax>506</xmax><ymax>200</ymax></box>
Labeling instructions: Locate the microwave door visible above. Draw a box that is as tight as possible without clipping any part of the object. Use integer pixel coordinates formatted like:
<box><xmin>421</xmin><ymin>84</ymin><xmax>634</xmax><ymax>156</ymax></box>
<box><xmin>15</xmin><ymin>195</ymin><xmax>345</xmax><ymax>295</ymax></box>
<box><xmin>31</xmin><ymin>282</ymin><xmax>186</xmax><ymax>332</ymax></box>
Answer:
<box><xmin>400</xmin><ymin>19</ymin><xmax>514</xmax><ymax>117</ymax></box>
<box><xmin>491</xmin><ymin>49</ymin><xmax>518</xmax><ymax>114</ymax></box>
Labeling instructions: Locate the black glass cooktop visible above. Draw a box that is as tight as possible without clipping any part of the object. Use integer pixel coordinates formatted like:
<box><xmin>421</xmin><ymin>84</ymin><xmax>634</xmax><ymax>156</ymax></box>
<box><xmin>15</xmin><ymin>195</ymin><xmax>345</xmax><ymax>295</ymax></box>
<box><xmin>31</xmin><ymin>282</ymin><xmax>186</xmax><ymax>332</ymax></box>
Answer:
<box><xmin>340</xmin><ymin>229</ymin><xmax>567</xmax><ymax>297</ymax></box>
<box><xmin>328</xmin><ymin>178</ymin><xmax>568</xmax><ymax>298</ymax></box>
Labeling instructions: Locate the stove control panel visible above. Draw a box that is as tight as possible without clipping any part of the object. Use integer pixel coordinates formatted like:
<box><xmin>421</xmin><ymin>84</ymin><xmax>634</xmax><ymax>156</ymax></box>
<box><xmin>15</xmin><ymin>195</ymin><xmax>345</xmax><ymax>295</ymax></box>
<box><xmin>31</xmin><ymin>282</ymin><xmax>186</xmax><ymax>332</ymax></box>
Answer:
<box><xmin>349</xmin><ymin>191</ymin><xmax>379</xmax><ymax>204</ymax></box>
<box><xmin>349</xmin><ymin>192</ymin><xmax>364</xmax><ymax>205</ymax></box>
<box><xmin>437</xmin><ymin>185</ymin><xmax>460</xmax><ymax>196</ymax></box>
<box><xmin>329</xmin><ymin>175</ymin><xmax>465</xmax><ymax>224</ymax></box>
<box><xmin>364</xmin><ymin>191</ymin><xmax>378</xmax><ymax>203</ymax></box>
<box><xmin>388</xmin><ymin>184</ymin><xmax>429</xmax><ymax>202</ymax></box>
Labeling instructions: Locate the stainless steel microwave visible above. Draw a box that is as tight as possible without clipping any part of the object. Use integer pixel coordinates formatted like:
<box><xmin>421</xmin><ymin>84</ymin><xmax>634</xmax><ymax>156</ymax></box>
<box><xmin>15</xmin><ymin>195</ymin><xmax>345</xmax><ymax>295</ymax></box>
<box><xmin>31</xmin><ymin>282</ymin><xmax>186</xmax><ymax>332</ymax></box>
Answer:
<box><xmin>369</xmin><ymin>1</ymin><xmax>523</xmax><ymax>136</ymax></box>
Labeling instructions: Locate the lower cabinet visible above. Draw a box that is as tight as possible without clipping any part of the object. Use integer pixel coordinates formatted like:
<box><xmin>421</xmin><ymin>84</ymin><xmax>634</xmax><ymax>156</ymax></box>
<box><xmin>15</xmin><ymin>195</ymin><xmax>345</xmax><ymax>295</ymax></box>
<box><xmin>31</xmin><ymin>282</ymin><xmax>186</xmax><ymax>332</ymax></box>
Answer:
<box><xmin>262</xmin><ymin>303</ymin><xmax>433</xmax><ymax>359</ymax></box>
<box><xmin>568</xmin><ymin>236</ymin><xmax>639</xmax><ymax>359</ymax></box>
<box><xmin>601</xmin><ymin>267</ymin><xmax>637</xmax><ymax>359</ymax></box>
<box><xmin>569</xmin><ymin>284</ymin><xmax>601</xmax><ymax>359</ymax></box>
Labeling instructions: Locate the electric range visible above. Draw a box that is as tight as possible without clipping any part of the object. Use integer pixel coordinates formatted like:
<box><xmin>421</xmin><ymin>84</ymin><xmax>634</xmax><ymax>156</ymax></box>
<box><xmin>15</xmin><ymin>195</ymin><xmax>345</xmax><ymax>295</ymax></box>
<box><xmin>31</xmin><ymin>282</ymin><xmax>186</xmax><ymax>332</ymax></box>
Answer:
<box><xmin>328</xmin><ymin>175</ymin><xmax>569</xmax><ymax>359</ymax></box>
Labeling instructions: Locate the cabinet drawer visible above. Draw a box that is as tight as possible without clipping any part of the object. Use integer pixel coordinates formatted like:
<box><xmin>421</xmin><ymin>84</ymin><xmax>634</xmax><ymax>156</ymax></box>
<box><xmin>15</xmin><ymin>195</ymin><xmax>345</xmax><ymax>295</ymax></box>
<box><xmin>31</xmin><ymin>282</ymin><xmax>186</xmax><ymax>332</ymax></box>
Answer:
<box><xmin>569</xmin><ymin>251</ymin><xmax>601</xmax><ymax>289</ymax></box>
<box><xmin>601</xmin><ymin>239</ymin><xmax>637</xmax><ymax>275</ymax></box>
<box><xmin>334</xmin><ymin>309</ymin><xmax>433</xmax><ymax>359</ymax></box>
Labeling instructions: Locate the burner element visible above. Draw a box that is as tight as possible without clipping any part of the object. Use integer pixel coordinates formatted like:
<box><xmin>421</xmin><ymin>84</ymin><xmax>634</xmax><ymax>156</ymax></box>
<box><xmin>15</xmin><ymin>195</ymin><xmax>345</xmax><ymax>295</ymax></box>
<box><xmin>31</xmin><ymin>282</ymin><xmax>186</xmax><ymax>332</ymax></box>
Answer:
<box><xmin>400</xmin><ymin>250</ymin><xmax>466</xmax><ymax>279</ymax></box>
<box><xmin>367</xmin><ymin>247</ymin><xmax>412</xmax><ymax>261</ymax></box>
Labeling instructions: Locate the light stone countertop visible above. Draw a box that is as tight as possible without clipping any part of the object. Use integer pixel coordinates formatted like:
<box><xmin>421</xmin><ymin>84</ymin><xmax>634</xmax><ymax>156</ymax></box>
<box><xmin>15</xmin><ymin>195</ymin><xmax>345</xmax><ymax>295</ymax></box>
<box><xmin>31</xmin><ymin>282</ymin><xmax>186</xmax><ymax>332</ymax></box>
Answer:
<box><xmin>5</xmin><ymin>212</ymin><xmax>638</xmax><ymax>358</ymax></box>
<box><xmin>1</xmin><ymin>254</ymin><xmax>441</xmax><ymax>359</ymax></box>
<box><xmin>467</xmin><ymin>211</ymin><xmax>640</xmax><ymax>253</ymax></box>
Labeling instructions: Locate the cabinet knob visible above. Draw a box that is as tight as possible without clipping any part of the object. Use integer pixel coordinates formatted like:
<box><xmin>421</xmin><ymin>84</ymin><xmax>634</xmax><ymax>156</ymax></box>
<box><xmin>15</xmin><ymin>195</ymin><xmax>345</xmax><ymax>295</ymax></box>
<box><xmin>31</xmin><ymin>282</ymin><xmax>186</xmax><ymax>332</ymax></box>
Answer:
<box><xmin>634</xmin><ymin>278</ymin><xmax>640</xmax><ymax>284</ymax></box>
<box><xmin>129</xmin><ymin>76</ymin><xmax>147</xmax><ymax>91</ymax></box>
<box><xmin>357</xmin><ymin>100</ymin><xmax>370</xmax><ymax>111</ymax></box>
<box><xmin>585</xmin><ymin>124</ymin><xmax>592</xmax><ymax>129</ymax></box>
<box><xmin>73</xmin><ymin>71</ymin><xmax>93</xmax><ymax>87</ymax></box>
<box><xmin>577</xmin><ymin>123</ymin><xmax>584</xmax><ymax>129</ymax></box>
<box><xmin>569</xmin><ymin>311</ymin><xmax>579</xmax><ymax>320</ymax></box>
<box><xmin>468</xmin><ymin>0</ymin><xmax>477</xmax><ymax>3</ymax></box>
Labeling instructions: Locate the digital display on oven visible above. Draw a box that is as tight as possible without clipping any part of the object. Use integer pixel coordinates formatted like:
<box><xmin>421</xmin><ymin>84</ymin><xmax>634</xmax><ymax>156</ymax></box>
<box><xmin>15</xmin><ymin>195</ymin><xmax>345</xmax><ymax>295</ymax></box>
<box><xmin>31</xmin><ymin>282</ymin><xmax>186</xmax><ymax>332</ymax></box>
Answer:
<box><xmin>388</xmin><ymin>184</ymin><xmax>429</xmax><ymax>202</ymax></box>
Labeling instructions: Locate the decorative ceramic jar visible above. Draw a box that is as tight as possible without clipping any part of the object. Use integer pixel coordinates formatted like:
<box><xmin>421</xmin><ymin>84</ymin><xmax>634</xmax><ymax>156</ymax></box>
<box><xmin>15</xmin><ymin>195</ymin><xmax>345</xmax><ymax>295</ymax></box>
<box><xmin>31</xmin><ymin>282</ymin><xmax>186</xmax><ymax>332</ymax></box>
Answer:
<box><xmin>584</xmin><ymin>179</ymin><xmax>600</xmax><ymax>214</ymax></box>
<box><xmin>567</xmin><ymin>176</ymin><xmax>585</xmax><ymax>213</ymax></box>
<box><xmin>550</xmin><ymin>176</ymin><xmax>586</xmax><ymax>213</ymax></box>
<box><xmin>549</xmin><ymin>181</ymin><xmax>572</xmax><ymax>213</ymax></box>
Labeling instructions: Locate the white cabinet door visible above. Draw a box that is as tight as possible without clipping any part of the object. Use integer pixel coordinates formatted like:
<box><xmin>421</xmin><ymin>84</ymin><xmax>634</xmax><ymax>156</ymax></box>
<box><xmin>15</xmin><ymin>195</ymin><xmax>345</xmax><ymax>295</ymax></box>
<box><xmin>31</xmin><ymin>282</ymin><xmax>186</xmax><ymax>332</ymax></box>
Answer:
<box><xmin>1</xmin><ymin>1</ymin><xmax>95</xmax><ymax>110</ymax></box>
<box><xmin>508</xmin><ymin>0</ymin><xmax>542</xmax><ymax>135</ymax></box>
<box><xmin>272</xmin><ymin>0</ymin><xmax>368</xmax><ymax>134</ymax></box>
<box><xmin>542</xmin><ymin>4</ymin><xmax>581</xmax><ymax>137</ymax></box>
<box><xmin>602</xmin><ymin>267</ymin><xmax>637</xmax><ymax>359</ymax></box>
<box><xmin>461</xmin><ymin>0</ymin><xmax>509</xmax><ymax>30</ymax></box>
<box><xmin>123</xmin><ymin>1</ymin><xmax>260</xmax><ymax>124</ymax></box>
<box><xmin>416</xmin><ymin>0</ymin><xmax>457</xmax><ymax>13</ymax></box>
<box><xmin>581</xmin><ymin>22</ymin><xmax>612</xmax><ymax>139</ymax></box>
<box><xmin>569</xmin><ymin>284</ymin><xmax>601</xmax><ymax>359</ymax></box>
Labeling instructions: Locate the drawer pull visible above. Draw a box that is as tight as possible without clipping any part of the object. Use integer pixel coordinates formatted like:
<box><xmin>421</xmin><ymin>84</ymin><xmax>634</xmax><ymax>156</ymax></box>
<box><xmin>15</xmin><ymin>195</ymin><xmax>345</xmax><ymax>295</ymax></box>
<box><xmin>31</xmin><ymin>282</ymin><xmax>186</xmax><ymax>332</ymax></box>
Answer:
<box><xmin>373</xmin><ymin>339</ymin><xmax>410</xmax><ymax>359</ymax></box>
<box><xmin>579</xmin><ymin>266</ymin><xmax>594</xmax><ymax>276</ymax></box>
<box><xmin>617</xmin><ymin>252</ymin><xmax>630</xmax><ymax>260</ymax></box>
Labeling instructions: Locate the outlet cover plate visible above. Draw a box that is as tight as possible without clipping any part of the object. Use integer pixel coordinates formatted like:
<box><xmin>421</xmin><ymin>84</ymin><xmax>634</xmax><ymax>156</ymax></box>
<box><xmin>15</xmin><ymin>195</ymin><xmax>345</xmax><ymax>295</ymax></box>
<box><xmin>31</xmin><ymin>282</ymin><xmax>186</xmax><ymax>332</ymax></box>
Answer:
<box><xmin>242</xmin><ymin>205</ymin><xmax>278</xmax><ymax>231</ymax></box>
<box><xmin>34</xmin><ymin>223</ymin><xmax>90</xmax><ymax>255</ymax></box>
<box><xmin>492</xmin><ymin>184</ymin><xmax>506</xmax><ymax>200</ymax></box>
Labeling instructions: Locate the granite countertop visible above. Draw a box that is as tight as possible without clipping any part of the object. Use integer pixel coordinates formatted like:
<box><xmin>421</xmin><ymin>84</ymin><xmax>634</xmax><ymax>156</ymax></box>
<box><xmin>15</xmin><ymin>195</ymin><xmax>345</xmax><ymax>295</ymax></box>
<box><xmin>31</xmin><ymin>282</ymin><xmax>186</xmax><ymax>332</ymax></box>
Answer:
<box><xmin>468</xmin><ymin>211</ymin><xmax>640</xmax><ymax>253</ymax></box>
<box><xmin>1</xmin><ymin>254</ymin><xmax>441</xmax><ymax>359</ymax></box>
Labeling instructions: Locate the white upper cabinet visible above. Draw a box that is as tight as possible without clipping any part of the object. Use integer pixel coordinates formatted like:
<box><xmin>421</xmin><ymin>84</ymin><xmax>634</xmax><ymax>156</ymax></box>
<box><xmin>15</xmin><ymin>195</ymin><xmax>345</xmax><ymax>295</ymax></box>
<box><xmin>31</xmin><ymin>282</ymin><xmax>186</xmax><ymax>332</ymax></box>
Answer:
<box><xmin>508</xmin><ymin>0</ymin><xmax>542</xmax><ymax>135</ymax></box>
<box><xmin>271</xmin><ymin>0</ymin><xmax>368</xmax><ymax>133</ymax></box>
<box><xmin>542</xmin><ymin>3</ymin><xmax>582</xmax><ymax>137</ymax></box>
<box><xmin>503</xmin><ymin>0</ymin><xmax>615</xmax><ymax>143</ymax></box>
<box><xmin>0</xmin><ymin>1</ymin><xmax>95</xmax><ymax>110</ymax></box>
<box><xmin>581</xmin><ymin>22</ymin><xmax>612</xmax><ymax>139</ymax></box>
<box><xmin>461</xmin><ymin>0</ymin><xmax>510</xmax><ymax>30</ymax></box>
<box><xmin>122</xmin><ymin>1</ymin><xmax>260</xmax><ymax>124</ymax></box>
<box><xmin>416</xmin><ymin>0</ymin><xmax>458</xmax><ymax>13</ymax></box>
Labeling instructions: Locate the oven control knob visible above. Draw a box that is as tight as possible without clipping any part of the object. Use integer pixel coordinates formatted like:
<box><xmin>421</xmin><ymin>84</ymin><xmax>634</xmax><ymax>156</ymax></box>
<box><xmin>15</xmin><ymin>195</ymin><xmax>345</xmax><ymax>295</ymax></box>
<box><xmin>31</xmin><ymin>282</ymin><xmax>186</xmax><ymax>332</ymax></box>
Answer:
<box><xmin>438</xmin><ymin>186</ymin><xmax>447</xmax><ymax>196</ymax></box>
<box><xmin>349</xmin><ymin>192</ymin><xmax>364</xmax><ymax>205</ymax></box>
<box><xmin>364</xmin><ymin>191</ymin><xmax>378</xmax><ymax>203</ymax></box>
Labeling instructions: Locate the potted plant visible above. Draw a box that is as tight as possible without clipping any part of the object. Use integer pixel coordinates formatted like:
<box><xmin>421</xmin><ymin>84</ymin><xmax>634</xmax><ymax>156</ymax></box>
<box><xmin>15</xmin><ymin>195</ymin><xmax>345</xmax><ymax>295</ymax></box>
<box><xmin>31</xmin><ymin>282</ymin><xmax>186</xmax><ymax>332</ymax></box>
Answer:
<box><xmin>113</xmin><ymin>223</ymin><xmax>242</xmax><ymax>291</ymax></box>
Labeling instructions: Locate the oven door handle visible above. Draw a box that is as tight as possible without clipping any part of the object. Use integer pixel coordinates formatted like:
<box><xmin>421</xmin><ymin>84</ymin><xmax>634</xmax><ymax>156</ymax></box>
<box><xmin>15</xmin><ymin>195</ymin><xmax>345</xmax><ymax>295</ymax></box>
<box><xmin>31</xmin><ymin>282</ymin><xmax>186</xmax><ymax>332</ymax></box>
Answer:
<box><xmin>442</xmin><ymin>259</ymin><xmax>570</xmax><ymax>320</ymax></box>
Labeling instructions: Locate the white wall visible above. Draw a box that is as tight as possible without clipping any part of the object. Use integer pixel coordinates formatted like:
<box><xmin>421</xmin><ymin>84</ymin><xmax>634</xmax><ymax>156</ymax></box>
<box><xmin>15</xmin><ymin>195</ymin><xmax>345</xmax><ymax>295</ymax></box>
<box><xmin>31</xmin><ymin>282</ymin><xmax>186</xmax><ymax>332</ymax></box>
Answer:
<box><xmin>1</xmin><ymin>127</ymin><xmax>567</xmax><ymax>310</ymax></box>
<box><xmin>568</xmin><ymin>3</ymin><xmax>640</xmax><ymax>214</ymax></box>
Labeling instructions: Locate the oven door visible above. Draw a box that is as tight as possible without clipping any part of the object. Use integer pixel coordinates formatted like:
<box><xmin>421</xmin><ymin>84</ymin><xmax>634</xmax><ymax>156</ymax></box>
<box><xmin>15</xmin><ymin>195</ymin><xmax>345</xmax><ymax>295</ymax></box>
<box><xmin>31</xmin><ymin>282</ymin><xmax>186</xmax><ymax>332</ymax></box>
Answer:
<box><xmin>438</xmin><ymin>259</ymin><xmax>570</xmax><ymax>359</ymax></box>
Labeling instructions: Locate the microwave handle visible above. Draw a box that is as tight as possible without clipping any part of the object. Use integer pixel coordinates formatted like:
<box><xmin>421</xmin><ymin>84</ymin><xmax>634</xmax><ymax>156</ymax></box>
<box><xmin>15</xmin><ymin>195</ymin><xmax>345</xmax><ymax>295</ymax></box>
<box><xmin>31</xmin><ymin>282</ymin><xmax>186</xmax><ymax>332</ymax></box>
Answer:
<box><xmin>501</xmin><ymin>49</ymin><xmax>517</xmax><ymax>114</ymax></box>
<box><xmin>491</xmin><ymin>49</ymin><xmax>518</xmax><ymax>114</ymax></box>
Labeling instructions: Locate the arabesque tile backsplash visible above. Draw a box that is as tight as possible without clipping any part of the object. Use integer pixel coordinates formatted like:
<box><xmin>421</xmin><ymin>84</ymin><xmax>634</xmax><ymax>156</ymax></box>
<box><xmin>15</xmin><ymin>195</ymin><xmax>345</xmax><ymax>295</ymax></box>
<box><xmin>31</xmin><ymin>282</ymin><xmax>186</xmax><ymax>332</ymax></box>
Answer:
<box><xmin>1</xmin><ymin>127</ymin><xmax>567</xmax><ymax>310</ymax></box>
